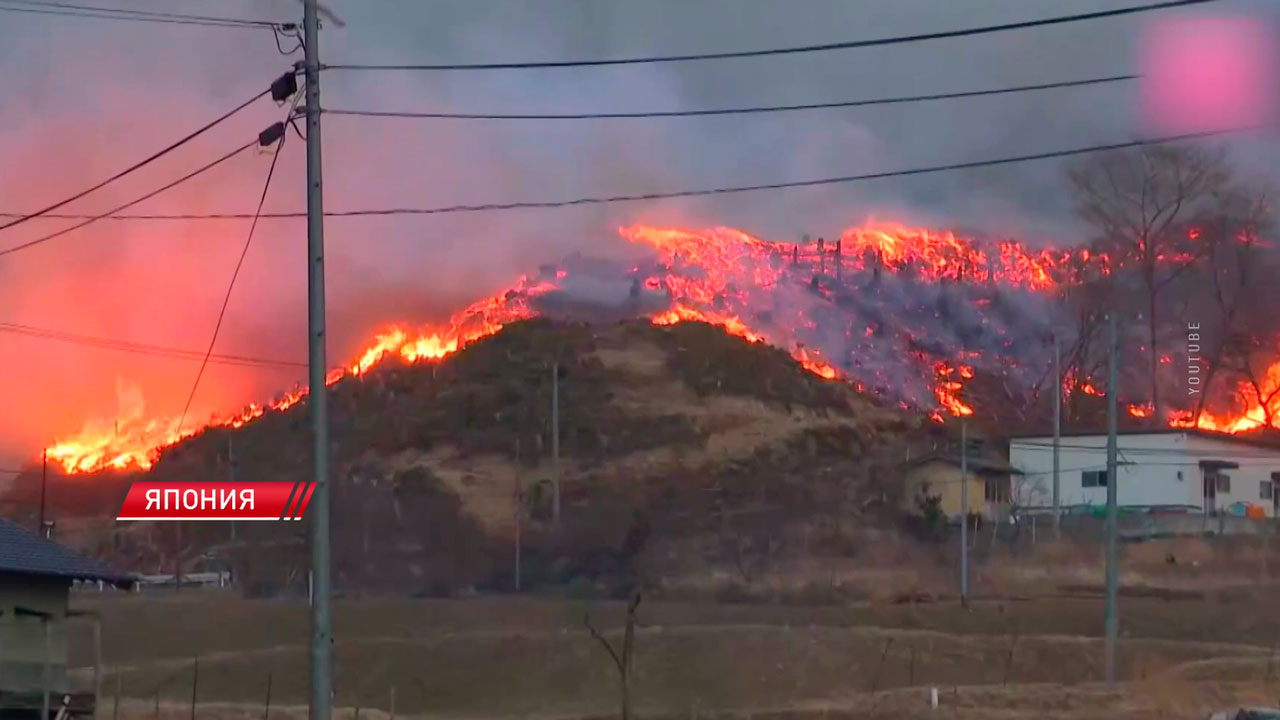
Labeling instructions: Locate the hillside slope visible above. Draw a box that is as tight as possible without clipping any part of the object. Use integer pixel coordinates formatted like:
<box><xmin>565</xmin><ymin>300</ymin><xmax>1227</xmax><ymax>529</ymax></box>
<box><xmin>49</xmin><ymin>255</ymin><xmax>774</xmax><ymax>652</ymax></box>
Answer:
<box><xmin>43</xmin><ymin>319</ymin><xmax>935</xmax><ymax>595</ymax></box>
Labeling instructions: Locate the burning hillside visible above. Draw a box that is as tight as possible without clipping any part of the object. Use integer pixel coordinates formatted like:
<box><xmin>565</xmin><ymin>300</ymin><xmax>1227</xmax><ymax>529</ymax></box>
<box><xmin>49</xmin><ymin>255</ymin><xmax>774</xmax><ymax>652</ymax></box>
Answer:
<box><xmin>40</xmin><ymin>221</ymin><xmax>1280</xmax><ymax>475</ymax></box>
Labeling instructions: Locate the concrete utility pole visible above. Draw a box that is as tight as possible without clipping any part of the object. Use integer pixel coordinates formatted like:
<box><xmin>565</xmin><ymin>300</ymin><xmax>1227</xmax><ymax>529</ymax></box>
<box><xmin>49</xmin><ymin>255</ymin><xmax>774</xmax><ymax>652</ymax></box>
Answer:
<box><xmin>302</xmin><ymin>0</ymin><xmax>333</xmax><ymax>717</ymax></box>
<box><xmin>228</xmin><ymin>436</ymin><xmax>236</xmax><ymax>543</ymax></box>
<box><xmin>960</xmin><ymin>418</ymin><xmax>969</xmax><ymax>603</ymax></box>
<box><xmin>39</xmin><ymin>449</ymin><xmax>47</xmax><ymax>536</ymax></box>
<box><xmin>1104</xmin><ymin>313</ymin><xmax>1120</xmax><ymax>683</ymax></box>
<box><xmin>514</xmin><ymin>438</ymin><xmax>523</xmax><ymax>590</ymax></box>
<box><xmin>1053</xmin><ymin>334</ymin><xmax>1062</xmax><ymax>538</ymax></box>
<box><xmin>41</xmin><ymin>616</ymin><xmax>50</xmax><ymax>720</ymax></box>
<box><xmin>551</xmin><ymin>361</ymin><xmax>561</xmax><ymax>524</ymax></box>
<box><xmin>514</xmin><ymin>474</ymin><xmax>523</xmax><ymax>590</ymax></box>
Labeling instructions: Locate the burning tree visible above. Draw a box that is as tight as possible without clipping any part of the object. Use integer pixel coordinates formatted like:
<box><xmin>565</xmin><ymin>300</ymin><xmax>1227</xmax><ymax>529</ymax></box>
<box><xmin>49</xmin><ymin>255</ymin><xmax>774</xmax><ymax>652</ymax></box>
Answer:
<box><xmin>1188</xmin><ymin>186</ymin><xmax>1279</xmax><ymax>426</ymax></box>
<box><xmin>1067</xmin><ymin>144</ymin><xmax>1233</xmax><ymax>421</ymax></box>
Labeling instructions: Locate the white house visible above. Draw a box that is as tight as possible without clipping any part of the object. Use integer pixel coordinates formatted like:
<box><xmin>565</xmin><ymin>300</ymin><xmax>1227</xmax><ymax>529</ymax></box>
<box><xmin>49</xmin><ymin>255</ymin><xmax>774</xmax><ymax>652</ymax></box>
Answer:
<box><xmin>1008</xmin><ymin>429</ymin><xmax>1280</xmax><ymax>518</ymax></box>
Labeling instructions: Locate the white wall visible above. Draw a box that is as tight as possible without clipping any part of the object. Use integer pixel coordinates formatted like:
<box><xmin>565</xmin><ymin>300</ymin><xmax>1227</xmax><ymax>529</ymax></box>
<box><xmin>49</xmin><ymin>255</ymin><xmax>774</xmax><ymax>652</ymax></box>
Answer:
<box><xmin>1185</xmin><ymin>434</ymin><xmax>1280</xmax><ymax>517</ymax></box>
<box><xmin>1008</xmin><ymin>432</ymin><xmax>1280</xmax><ymax>515</ymax></box>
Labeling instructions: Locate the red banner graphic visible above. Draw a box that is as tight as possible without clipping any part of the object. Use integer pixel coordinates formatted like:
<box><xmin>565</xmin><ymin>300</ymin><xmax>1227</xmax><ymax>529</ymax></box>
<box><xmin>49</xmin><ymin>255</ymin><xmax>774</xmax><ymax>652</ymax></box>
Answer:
<box><xmin>116</xmin><ymin>480</ymin><xmax>314</xmax><ymax>521</ymax></box>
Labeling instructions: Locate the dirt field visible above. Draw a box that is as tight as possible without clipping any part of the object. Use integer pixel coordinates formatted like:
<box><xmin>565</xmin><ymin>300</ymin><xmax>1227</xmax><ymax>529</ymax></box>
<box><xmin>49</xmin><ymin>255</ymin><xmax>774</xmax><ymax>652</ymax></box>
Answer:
<box><xmin>69</xmin><ymin>588</ymin><xmax>1280</xmax><ymax>720</ymax></box>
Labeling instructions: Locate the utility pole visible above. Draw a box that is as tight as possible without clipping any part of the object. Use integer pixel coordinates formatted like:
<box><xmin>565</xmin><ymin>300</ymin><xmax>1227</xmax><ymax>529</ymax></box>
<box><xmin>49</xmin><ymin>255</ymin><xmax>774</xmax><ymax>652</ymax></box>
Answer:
<box><xmin>551</xmin><ymin>361</ymin><xmax>561</xmax><ymax>524</ymax></box>
<box><xmin>514</xmin><ymin>439</ymin><xmax>523</xmax><ymax>591</ymax></box>
<box><xmin>514</xmin><ymin>473</ymin><xmax>523</xmax><ymax>591</ymax></box>
<box><xmin>1104</xmin><ymin>313</ymin><xmax>1120</xmax><ymax>683</ymax></box>
<box><xmin>228</xmin><ymin>436</ymin><xmax>236</xmax><ymax>543</ymax></box>
<box><xmin>302</xmin><ymin>1</ymin><xmax>333</xmax><ymax>717</ymax></box>
<box><xmin>39</xmin><ymin>449</ymin><xmax>47</xmax><ymax>537</ymax></box>
<box><xmin>175</xmin><ymin>521</ymin><xmax>183</xmax><ymax>591</ymax></box>
<box><xmin>1052</xmin><ymin>334</ymin><xmax>1062</xmax><ymax>538</ymax></box>
<box><xmin>960</xmin><ymin>418</ymin><xmax>969</xmax><ymax>604</ymax></box>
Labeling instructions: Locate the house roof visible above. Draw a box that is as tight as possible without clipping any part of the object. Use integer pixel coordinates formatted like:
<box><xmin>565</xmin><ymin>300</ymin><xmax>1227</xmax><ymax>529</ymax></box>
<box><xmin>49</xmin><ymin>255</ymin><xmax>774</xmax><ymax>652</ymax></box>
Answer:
<box><xmin>906</xmin><ymin>453</ymin><xmax>1022</xmax><ymax>475</ymax></box>
<box><xmin>0</xmin><ymin>517</ymin><xmax>133</xmax><ymax>586</ymax></box>
<box><xmin>1009</xmin><ymin>428</ymin><xmax>1280</xmax><ymax>451</ymax></box>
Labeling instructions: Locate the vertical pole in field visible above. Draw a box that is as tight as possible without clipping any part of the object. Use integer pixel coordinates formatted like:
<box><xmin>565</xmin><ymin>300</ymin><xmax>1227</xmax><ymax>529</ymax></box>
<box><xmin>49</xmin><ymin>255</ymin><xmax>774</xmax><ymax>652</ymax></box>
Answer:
<box><xmin>40</xmin><ymin>449</ymin><xmax>48</xmax><ymax>535</ymax></box>
<box><xmin>552</xmin><ymin>361</ymin><xmax>561</xmax><ymax>524</ymax></box>
<box><xmin>1053</xmin><ymin>334</ymin><xmax>1062</xmax><ymax>538</ymax></box>
<box><xmin>229</xmin><ymin>435</ymin><xmax>237</xmax><ymax>543</ymax></box>
<box><xmin>303</xmin><ymin>0</ymin><xmax>333</xmax><ymax>716</ymax></box>
<box><xmin>42</xmin><ymin>616</ymin><xmax>51</xmax><ymax>720</ymax></box>
<box><xmin>1104</xmin><ymin>313</ymin><xmax>1120</xmax><ymax>683</ymax></box>
<box><xmin>960</xmin><ymin>418</ymin><xmax>969</xmax><ymax>604</ymax></box>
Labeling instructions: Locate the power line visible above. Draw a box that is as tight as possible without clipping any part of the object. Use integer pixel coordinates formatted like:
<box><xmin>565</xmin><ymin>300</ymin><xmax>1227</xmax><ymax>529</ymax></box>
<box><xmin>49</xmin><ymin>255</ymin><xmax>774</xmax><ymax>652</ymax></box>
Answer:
<box><xmin>324</xmin><ymin>1</ymin><xmax>1217</xmax><ymax>71</ymax></box>
<box><xmin>324</xmin><ymin>73</ymin><xmax>1137</xmax><ymax>121</ymax></box>
<box><xmin>281</xmin><ymin>126</ymin><xmax>1249</xmax><ymax>217</ymax></box>
<box><xmin>0</xmin><ymin>141</ymin><xmax>257</xmax><ymax>258</ymax></box>
<box><xmin>0</xmin><ymin>321</ymin><xmax>304</xmax><ymax>369</ymax></box>
<box><xmin>0</xmin><ymin>4</ymin><xmax>260</xmax><ymax>27</ymax></box>
<box><xmin>0</xmin><ymin>125</ymin><xmax>1249</xmax><ymax>223</ymax></box>
<box><xmin>1012</xmin><ymin>441</ymin><xmax>1280</xmax><ymax>459</ymax></box>
<box><xmin>177</xmin><ymin>111</ymin><xmax>295</xmax><ymax>433</ymax></box>
<box><xmin>0</xmin><ymin>87</ymin><xmax>272</xmax><ymax>233</ymax></box>
<box><xmin>0</xmin><ymin>0</ymin><xmax>285</xmax><ymax>28</ymax></box>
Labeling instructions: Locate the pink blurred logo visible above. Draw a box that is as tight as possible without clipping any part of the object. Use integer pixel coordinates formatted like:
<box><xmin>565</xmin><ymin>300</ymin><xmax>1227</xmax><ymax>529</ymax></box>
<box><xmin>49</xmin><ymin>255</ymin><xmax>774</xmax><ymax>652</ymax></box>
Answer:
<box><xmin>1140</xmin><ymin>15</ymin><xmax>1278</xmax><ymax>135</ymax></box>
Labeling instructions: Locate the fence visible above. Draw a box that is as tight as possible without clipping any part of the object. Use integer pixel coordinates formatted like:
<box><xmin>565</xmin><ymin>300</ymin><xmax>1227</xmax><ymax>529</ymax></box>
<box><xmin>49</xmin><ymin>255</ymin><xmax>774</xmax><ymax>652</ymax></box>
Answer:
<box><xmin>1013</xmin><ymin>508</ymin><xmax>1278</xmax><ymax>541</ymax></box>
<box><xmin>134</xmin><ymin>572</ymin><xmax>231</xmax><ymax>591</ymax></box>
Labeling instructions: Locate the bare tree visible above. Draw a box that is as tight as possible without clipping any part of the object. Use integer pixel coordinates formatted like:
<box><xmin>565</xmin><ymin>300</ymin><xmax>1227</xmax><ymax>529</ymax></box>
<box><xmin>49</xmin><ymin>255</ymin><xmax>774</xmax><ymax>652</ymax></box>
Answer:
<box><xmin>1220</xmin><ymin>335</ymin><xmax>1280</xmax><ymax>429</ymax></box>
<box><xmin>1007</xmin><ymin>472</ymin><xmax>1050</xmax><ymax>552</ymax></box>
<box><xmin>585</xmin><ymin>591</ymin><xmax>642</xmax><ymax>720</ymax></box>
<box><xmin>1053</xmin><ymin>244</ymin><xmax>1119</xmax><ymax>425</ymax></box>
<box><xmin>1068</xmin><ymin>145</ymin><xmax>1232</xmax><ymax>419</ymax></box>
<box><xmin>1194</xmin><ymin>189</ymin><xmax>1277</xmax><ymax>424</ymax></box>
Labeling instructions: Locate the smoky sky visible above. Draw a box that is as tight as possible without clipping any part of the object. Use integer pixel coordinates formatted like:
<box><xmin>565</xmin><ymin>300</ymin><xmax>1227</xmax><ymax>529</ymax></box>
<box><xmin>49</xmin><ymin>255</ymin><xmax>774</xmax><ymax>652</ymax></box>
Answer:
<box><xmin>0</xmin><ymin>0</ymin><xmax>1277</xmax><ymax>465</ymax></box>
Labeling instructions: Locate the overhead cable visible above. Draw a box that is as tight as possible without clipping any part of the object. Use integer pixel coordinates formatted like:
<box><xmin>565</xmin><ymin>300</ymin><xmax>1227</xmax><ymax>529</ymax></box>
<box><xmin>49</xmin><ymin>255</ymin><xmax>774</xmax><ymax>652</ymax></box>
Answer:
<box><xmin>0</xmin><ymin>0</ymin><xmax>285</xmax><ymax>28</ymax></box>
<box><xmin>0</xmin><ymin>321</ymin><xmax>304</xmax><ymax>369</ymax></box>
<box><xmin>0</xmin><ymin>125</ymin><xmax>1249</xmax><ymax>223</ymax></box>
<box><xmin>176</xmin><ymin>102</ymin><xmax>298</xmax><ymax>433</ymax></box>
<box><xmin>1012</xmin><ymin>439</ymin><xmax>1280</xmax><ymax>458</ymax></box>
<box><xmin>324</xmin><ymin>73</ymin><xmax>1137</xmax><ymax>121</ymax></box>
<box><xmin>324</xmin><ymin>1</ymin><xmax>1218</xmax><ymax>71</ymax></box>
<box><xmin>0</xmin><ymin>141</ymin><xmax>256</xmax><ymax>257</ymax></box>
<box><xmin>0</xmin><ymin>79</ymin><xmax>288</xmax><ymax>233</ymax></box>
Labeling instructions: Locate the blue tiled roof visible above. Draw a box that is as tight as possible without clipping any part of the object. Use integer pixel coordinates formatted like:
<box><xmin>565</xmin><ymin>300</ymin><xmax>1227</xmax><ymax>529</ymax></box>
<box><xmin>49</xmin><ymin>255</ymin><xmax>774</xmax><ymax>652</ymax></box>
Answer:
<box><xmin>0</xmin><ymin>517</ymin><xmax>132</xmax><ymax>585</ymax></box>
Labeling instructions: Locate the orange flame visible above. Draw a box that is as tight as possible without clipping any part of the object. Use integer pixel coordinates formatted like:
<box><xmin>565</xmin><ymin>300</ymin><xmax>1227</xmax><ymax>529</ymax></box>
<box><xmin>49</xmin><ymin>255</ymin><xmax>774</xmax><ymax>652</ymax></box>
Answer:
<box><xmin>1172</xmin><ymin>355</ymin><xmax>1280</xmax><ymax>434</ymax></box>
<box><xmin>1127</xmin><ymin>403</ymin><xmax>1153</xmax><ymax>418</ymax></box>
<box><xmin>44</xmin><ymin>273</ymin><xmax>560</xmax><ymax>474</ymax></box>
<box><xmin>933</xmin><ymin>362</ymin><xmax>974</xmax><ymax>417</ymax></box>
<box><xmin>650</xmin><ymin>304</ymin><xmax>839</xmax><ymax>379</ymax></box>
<box><xmin>38</xmin><ymin>223</ymin><xmax>1276</xmax><ymax>474</ymax></box>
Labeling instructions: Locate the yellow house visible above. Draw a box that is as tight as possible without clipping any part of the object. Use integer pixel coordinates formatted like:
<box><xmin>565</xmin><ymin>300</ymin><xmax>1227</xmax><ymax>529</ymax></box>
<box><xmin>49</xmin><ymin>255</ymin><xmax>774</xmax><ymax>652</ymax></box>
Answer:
<box><xmin>902</xmin><ymin>453</ymin><xmax>1019</xmax><ymax>521</ymax></box>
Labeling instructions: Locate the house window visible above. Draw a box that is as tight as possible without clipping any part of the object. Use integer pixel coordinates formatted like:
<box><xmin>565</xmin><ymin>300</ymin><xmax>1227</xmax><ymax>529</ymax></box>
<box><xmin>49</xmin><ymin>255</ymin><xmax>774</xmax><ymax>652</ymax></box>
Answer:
<box><xmin>1082</xmin><ymin>470</ymin><xmax>1109</xmax><ymax>488</ymax></box>
<box><xmin>1216</xmin><ymin>473</ymin><xmax>1231</xmax><ymax>493</ymax></box>
<box><xmin>1262</xmin><ymin>481</ymin><xmax>1274</xmax><ymax>501</ymax></box>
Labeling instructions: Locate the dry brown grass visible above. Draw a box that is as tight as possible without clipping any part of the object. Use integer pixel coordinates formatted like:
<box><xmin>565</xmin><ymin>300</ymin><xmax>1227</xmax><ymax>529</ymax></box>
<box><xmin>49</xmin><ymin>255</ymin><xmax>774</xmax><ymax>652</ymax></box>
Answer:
<box><xmin>96</xmin><ymin>680</ymin><xmax>1280</xmax><ymax>720</ymax></box>
<box><xmin>67</xmin><ymin>592</ymin><xmax>1280</xmax><ymax>719</ymax></box>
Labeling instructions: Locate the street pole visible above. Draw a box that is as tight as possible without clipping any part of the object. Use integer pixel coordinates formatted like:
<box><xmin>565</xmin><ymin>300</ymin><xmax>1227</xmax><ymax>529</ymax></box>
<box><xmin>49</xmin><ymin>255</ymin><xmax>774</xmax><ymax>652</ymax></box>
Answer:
<box><xmin>302</xmin><ymin>1</ymin><xmax>333</xmax><ymax>717</ymax></box>
<box><xmin>228</xmin><ymin>436</ymin><xmax>236</xmax><ymax>543</ymax></box>
<box><xmin>1104</xmin><ymin>313</ymin><xmax>1119</xmax><ymax>683</ymax></box>
<box><xmin>960</xmin><ymin>418</ymin><xmax>969</xmax><ymax>604</ymax></box>
<box><xmin>514</xmin><ymin>473</ymin><xmax>522</xmax><ymax>591</ymax></box>
<box><xmin>41</xmin><ymin>616</ymin><xmax>50</xmax><ymax>720</ymax></box>
<box><xmin>1053</xmin><ymin>334</ymin><xmax>1062</xmax><ymax>538</ymax></box>
<box><xmin>39</xmin><ymin>449</ymin><xmax>47</xmax><ymax>536</ymax></box>
<box><xmin>514</xmin><ymin>439</ymin><xmax>523</xmax><ymax>591</ymax></box>
<box><xmin>551</xmin><ymin>361</ymin><xmax>561</xmax><ymax>524</ymax></box>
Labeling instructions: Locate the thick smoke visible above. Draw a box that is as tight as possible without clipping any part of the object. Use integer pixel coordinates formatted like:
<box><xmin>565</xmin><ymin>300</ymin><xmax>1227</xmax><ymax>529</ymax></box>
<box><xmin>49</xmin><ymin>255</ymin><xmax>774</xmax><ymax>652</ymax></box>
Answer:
<box><xmin>1</xmin><ymin>0</ymin><xmax>1278</xmax><ymax>466</ymax></box>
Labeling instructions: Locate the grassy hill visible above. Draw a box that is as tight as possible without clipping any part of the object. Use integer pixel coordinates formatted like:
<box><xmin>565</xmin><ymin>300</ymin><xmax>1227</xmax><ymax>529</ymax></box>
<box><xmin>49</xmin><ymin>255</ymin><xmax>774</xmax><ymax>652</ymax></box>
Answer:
<box><xmin>36</xmin><ymin>319</ymin><xmax>938</xmax><ymax>596</ymax></box>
